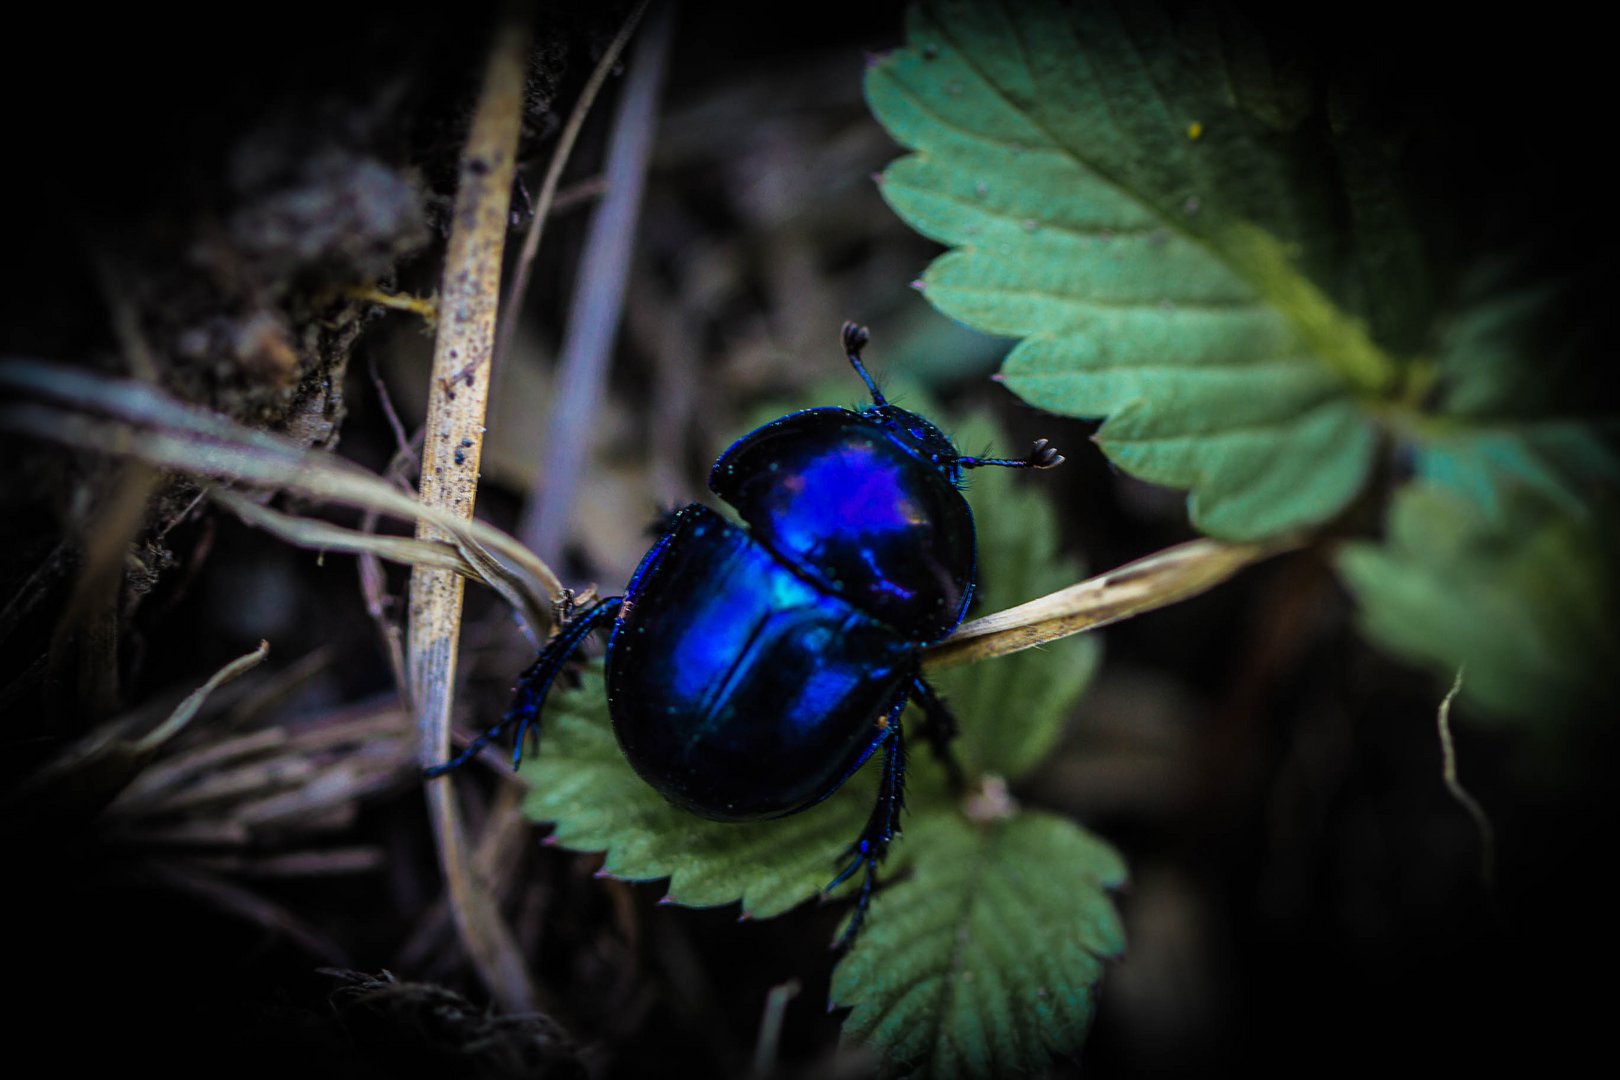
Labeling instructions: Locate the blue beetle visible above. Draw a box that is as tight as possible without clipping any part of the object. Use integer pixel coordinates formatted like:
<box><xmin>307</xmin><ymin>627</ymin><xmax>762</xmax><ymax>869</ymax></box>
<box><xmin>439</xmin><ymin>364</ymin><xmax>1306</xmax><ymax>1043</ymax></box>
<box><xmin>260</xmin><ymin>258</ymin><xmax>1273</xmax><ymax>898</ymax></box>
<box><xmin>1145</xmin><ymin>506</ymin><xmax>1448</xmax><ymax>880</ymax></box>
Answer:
<box><xmin>429</xmin><ymin>323</ymin><xmax>1061</xmax><ymax>943</ymax></box>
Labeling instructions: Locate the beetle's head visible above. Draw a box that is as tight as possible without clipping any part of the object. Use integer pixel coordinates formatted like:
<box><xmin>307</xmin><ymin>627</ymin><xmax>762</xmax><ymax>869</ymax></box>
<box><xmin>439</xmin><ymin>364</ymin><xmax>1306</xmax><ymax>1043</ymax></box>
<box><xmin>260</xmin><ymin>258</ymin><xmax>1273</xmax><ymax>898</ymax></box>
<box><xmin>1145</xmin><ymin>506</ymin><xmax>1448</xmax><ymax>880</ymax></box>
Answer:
<box><xmin>863</xmin><ymin>402</ymin><xmax>964</xmax><ymax>482</ymax></box>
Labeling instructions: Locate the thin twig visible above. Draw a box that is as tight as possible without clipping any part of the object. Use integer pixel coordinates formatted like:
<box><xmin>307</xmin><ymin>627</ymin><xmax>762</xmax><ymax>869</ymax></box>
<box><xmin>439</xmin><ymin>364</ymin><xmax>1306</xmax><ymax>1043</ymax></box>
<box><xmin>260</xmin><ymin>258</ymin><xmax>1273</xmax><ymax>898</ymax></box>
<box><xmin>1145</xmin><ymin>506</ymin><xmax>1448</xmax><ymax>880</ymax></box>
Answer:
<box><xmin>47</xmin><ymin>459</ymin><xmax>159</xmax><ymax>721</ymax></box>
<box><xmin>111</xmin><ymin>727</ymin><xmax>288</xmax><ymax>812</ymax></box>
<box><xmin>346</xmin><ymin>284</ymin><xmax>439</xmax><ymax>325</ymax></box>
<box><xmin>408</xmin><ymin>7</ymin><xmax>537</xmax><ymax>1013</ymax></box>
<box><xmin>924</xmin><ymin>536</ymin><xmax>1297</xmax><ymax>670</ymax></box>
<box><xmin>360</xmin><ymin>360</ymin><xmax>424</xmax><ymax>698</ymax></box>
<box><xmin>492</xmin><ymin>0</ymin><xmax>652</xmax><ymax>374</ymax></box>
<box><xmin>0</xmin><ymin>369</ymin><xmax>561</xmax><ymax>609</ymax></box>
<box><xmin>549</xmin><ymin>175</ymin><xmax>610</xmax><ymax>215</ymax></box>
<box><xmin>213</xmin><ymin>487</ymin><xmax>473</xmax><ymax>576</ymax></box>
<box><xmin>13</xmin><ymin>641</ymin><xmax>268</xmax><ymax>805</ymax></box>
<box><xmin>750</xmin><ymin>979</ymin><xmax>802</xmax><ymax>1079</ymax></box>
<box><xmin>1436</xmin><ymin>666</ymin><xmax>1496</xmax><ymax>893</ymax></box>
<box><xmin>179</xmin><ymin>849</ymin><xmax>387</xmax><ymax>878</ymax></box>
<box><xmin>368</xmin><ymin>351</ymin><xmax>417</xmax><ymax>469</ymax></box>
<box><xmin>520</xmin><ymin>0</ymin><xmax>673</xmax><ymax>562</ymax></box>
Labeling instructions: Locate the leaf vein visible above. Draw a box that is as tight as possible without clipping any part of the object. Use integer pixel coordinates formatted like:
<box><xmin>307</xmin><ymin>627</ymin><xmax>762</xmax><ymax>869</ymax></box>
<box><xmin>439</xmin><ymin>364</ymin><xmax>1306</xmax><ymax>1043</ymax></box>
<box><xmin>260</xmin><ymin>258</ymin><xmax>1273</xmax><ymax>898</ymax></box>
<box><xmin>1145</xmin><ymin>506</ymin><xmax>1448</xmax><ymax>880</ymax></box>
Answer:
<box><xmin>888</xmin><ymin>177</ymin><xmax>1168</xmax><ymax>244</ymax></box>
<box><xmin>934</xmin><ymin>5</ymin><xmax>1176</xmax><ymax>242</ymax></box>
<box><xmin>1009</xmin><ymin>354</ymin><xmax>1318</xmax><ymax>377</ymax></box>
<box><xmin>1103</xmin><ymin>394</ymin><xmax>1355</xmax><ymax>445</ymax></box>
<box><xmin>937</xmin><ymin>284</ymin><xmax>1262</xmax><ymax>313</ymax></box>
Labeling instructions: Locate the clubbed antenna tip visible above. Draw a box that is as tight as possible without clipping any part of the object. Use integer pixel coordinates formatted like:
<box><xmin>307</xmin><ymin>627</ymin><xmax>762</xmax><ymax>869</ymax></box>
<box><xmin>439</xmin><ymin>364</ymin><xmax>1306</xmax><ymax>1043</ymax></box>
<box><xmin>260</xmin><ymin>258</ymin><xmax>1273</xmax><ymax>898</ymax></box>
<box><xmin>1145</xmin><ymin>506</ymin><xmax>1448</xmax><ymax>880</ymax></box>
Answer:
<box><xmin>841</xmin><ymin>320</ymin><xmax>870</xmax><ymax>354</ymax></box>
<box><xmin>841</xmin><ymin>320</ymin><xmax>884</xmax><ymax>406</ymax></box>
<box><xmin>1028</xmin><ymin>438</ymin><xmax>1064</xmax><ymax>469</ymax></box>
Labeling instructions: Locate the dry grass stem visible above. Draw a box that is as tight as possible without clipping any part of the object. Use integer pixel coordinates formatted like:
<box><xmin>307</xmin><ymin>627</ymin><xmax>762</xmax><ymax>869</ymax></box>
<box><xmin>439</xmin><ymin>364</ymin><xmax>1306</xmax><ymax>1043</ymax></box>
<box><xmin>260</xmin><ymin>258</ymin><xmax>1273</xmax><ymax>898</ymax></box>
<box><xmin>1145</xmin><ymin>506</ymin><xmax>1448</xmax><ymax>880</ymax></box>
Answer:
<box><xmin>925</xmin><ymin>537</ymin><xmax>1297</xmax><ymax>670</ymax></box>
<box><xmin>406</xmin><ymin>8</ymin><xmax>537</xmax><ymax>1014</ymax></box>
<box><xmin>14</xmin><ymin>640</ymin><xmax>269</xmax><ymax>805</ymax></box>
<box><xmin>0</xmin><ymin>364</ymin><xmax>560</xmax><ymax>629</ymax></box>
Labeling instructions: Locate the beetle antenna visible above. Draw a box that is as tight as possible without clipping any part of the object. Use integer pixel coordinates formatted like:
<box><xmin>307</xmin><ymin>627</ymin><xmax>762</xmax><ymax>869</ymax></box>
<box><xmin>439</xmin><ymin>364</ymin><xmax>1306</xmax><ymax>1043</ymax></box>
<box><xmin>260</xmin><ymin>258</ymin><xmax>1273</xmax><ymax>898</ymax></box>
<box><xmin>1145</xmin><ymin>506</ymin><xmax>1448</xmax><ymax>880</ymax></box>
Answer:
<box><xmin>957</xmin><ymin>437</ymin><xmax>1065</xmax><ymax>471</ymax></box>
<box><xmin>841</xmin><ymin>320</ymin><xmax>887</xmax><ymax>407</ymax></box>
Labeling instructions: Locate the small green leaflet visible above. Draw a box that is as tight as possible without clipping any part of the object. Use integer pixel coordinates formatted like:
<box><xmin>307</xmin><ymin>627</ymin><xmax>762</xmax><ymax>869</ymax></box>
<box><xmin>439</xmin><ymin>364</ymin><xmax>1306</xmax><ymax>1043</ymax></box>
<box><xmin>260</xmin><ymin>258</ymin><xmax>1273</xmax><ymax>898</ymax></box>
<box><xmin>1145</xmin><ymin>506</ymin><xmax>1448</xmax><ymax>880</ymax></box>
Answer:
<box><xmin>1349</xmin><ymin>265</ymin><xmax>1619</xmax><ymax>727</ymax></box>
<box><xmin>1338</xmin><ymin>484</ymin><xmax>1619</xmax><ymax>725</ymax></box>
<box><xmin>1414</xmin><ymin>265</ymin><xmax>1620</xmax><ymax>523</ymax></box>
<box><xmin>1415</xmin><ymin>421</ymin><xmax>1618</xmax><ymax>526</ymax></box>
<box><xmin>831</xmin><ymin>812</ymin><xmax>1126</xmax><ymax>1079</ymax></box>
<box><xmin>523</xmin><ymin>664</ymin><xmax>873</xmax><ymax>917</ymax></box>
<box><xmin>864</xmin><ymin>0</ymin><xmax>1415</xmax><ymax>539</ymax></box>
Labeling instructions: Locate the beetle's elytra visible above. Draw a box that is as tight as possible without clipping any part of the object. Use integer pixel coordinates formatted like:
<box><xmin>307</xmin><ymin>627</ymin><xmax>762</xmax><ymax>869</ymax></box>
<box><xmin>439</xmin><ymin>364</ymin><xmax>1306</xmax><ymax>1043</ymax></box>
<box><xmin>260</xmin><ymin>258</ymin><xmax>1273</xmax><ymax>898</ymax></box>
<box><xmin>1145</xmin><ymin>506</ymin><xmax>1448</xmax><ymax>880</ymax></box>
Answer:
<box><xmin>428</xmin><ymin>322</ymin><xmax>1062</xmax><ymax>944</ymax></box>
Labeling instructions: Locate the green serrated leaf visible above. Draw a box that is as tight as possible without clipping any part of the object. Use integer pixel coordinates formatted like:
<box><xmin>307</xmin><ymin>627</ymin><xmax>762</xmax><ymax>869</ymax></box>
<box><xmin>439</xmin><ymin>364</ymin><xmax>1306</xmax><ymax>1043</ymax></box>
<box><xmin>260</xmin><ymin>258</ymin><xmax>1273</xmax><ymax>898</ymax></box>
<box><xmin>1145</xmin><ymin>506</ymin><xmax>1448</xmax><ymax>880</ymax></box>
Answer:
<box><xmin>938</xmin><ymin>413</ymin><xmax>1100</xmax><ymax>779</ymax></box>
<box><xmin>865</xmin><ymin>0</ymin><xmax>1416</xmax><ymax>539</ymax></box>
<box><xmin>1337</xmin><ymin>484</ymin><xmax>1620</xmax><ymax>725</ymax></box>
<box><xmin>522</xmin><ymin>665</ymin><xmax>873</xmax><ymax>917</ymax></box>
<box><xmin>831</xmin><ymin>809</ymin><xmax>1126</xmax><ymax>1078</ymax></box>
<box><xmin>1414</xmin><ymin>421</ymin><xmax>1620</xmax><ymax>524</ymax></box>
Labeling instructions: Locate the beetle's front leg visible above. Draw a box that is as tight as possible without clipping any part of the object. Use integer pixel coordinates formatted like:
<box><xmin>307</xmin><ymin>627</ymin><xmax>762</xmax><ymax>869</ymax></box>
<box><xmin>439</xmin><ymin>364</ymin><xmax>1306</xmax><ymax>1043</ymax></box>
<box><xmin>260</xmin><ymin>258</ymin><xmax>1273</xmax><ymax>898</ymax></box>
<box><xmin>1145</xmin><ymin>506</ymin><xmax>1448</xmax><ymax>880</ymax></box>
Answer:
<box><xmin>826</xmin><ymin>698</ymin><xmax>908</xmax><ymax>949</ymax></box>
<box><xmin>424</xmin><ymin>596</ymin><xmax>623</xmax><ymax>778</ymax></box>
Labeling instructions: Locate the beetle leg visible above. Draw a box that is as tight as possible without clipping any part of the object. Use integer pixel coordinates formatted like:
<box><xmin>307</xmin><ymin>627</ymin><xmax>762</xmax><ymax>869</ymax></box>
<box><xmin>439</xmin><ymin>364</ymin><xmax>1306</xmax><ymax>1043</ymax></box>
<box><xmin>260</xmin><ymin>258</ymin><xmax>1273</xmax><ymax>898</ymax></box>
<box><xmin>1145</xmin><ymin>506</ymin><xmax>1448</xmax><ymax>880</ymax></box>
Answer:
<box><xmin>910</xmin><ymin>675</ymin><xmax>965</xmax><ymax>793</ymax></box>
<box><xmin>423</xmin><ymin>597</ymin><xmax>623</xmax><ymax>778</ymax></box>
<box><xmin>827</xmin><ymin>701</ymin><xmax>908</xmax><ymax>949</ymax></box>
<box><xmin>956</xmin><ymin>437</ymin><xmax>1065</xmax><ymax>471</ymax></box>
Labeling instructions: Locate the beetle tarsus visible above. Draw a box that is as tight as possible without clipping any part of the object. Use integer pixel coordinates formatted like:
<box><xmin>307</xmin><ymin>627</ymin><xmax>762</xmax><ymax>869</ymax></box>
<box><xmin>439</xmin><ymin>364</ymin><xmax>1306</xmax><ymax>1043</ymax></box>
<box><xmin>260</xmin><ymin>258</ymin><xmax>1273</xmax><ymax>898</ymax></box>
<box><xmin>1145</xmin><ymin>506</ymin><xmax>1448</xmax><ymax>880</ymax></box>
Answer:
<box><xmin>424</xmin><ymin>596</ymin><xmax>624</xmax><ymax>778</ymax></box>
<box><xmin>423</xmin><ymin>718</ymin><xmax>514</xmax><ymax>778</ymax></box>
<box><xmin>828</xmin><ymin>717</ymin><xmax>908</xmax><ymax>950</ymax></box>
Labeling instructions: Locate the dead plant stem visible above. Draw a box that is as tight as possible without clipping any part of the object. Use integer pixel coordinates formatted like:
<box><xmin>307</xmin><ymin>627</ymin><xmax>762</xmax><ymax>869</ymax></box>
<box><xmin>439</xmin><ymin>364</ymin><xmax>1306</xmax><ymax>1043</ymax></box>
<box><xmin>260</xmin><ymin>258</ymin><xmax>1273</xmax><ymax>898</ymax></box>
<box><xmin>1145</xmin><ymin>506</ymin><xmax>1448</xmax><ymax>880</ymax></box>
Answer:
<box><xmin>407</xmin><ymin>8</ymin><xmax>536</xmax><ymax>1014</ymax></box>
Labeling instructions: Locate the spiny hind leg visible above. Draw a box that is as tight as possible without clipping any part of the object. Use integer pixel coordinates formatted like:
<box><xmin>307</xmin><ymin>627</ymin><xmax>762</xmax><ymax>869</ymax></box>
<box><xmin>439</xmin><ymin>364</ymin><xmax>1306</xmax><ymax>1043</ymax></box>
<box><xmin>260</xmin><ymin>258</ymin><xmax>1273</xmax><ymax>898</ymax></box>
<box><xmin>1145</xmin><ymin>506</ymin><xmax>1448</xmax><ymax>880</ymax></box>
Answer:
<box><xmin>424</xmin><ymin>597</ymin><xmax>622</xmax><ymax>778</ymax></box>
<box><xmin>826</xmin><ymin>698</ymin><xmax>909</xmax><ymax>949</ymax></box>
